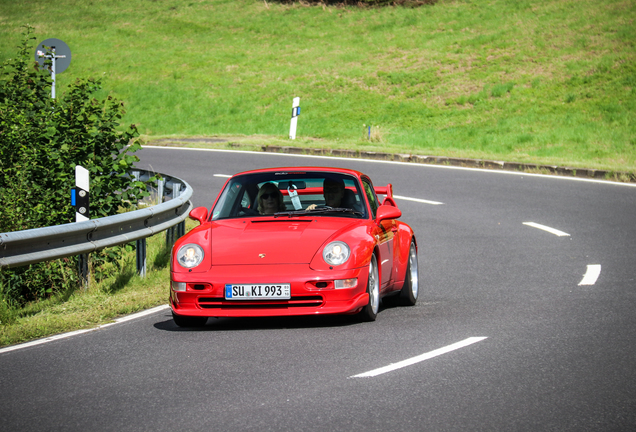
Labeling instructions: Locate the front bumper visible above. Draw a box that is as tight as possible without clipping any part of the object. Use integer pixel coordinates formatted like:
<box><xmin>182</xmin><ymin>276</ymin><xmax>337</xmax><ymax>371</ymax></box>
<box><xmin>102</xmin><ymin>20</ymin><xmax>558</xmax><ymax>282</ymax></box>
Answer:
<box><xmin>170</xmin><ymin>264</ymin><xmax>370</xmax><ymax>318</ymax></box>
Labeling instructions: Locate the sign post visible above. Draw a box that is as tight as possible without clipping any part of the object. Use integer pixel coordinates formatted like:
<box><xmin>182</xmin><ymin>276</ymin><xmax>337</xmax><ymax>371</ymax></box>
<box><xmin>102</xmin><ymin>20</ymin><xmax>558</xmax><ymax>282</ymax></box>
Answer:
<box><xmin>35</xmin><ymin>38</ymin><xmax>72</xmax><ymax>99</ymax></box>
<box><xmin>289</xmin><ymin>97</ymin><xmax>300</xmax><ymax>140</ymax></box>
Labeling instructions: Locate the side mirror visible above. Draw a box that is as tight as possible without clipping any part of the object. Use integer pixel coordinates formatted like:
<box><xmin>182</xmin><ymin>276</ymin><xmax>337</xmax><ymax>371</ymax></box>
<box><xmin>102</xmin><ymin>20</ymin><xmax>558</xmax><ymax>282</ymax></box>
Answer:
<box><xmin>189</xmin><ymin>206</ymin><xmax>208</xmax><ymax>224</ymax></box>
<box><xmin>375</xmin><ymin>205</ymin><xmax>401</xmax><ymax>223</ymax></box>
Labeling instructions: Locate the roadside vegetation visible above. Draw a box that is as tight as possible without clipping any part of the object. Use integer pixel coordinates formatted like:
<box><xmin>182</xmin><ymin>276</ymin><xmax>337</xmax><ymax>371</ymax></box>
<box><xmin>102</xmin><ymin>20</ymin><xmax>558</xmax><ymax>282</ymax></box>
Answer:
<box><xmin>0</xmin><ymin>228</ymin><xmax>177</xmax><ymax>347</ymax></box>
<box><xmin>0</xmin><ymin>0</ymin><xmax>634</xmax><ymax>346</ymax></box>
<box><xmin>0</xmin><ymin>27</ymin><xmax>153</xmax><ymax>346</ymax></box>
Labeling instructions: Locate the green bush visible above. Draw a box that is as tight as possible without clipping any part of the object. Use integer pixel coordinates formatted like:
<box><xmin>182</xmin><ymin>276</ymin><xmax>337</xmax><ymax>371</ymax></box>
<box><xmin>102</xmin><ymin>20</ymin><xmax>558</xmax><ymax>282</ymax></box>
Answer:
<box><xmin>0</xmin><ymin>26</ymin><xmax>149</xmax><ymax>306</ymax></box>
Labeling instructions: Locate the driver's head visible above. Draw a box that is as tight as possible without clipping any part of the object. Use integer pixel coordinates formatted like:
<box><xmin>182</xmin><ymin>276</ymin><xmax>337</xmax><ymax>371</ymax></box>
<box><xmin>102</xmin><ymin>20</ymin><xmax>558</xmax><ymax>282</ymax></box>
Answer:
<box><xmin>323</xmin><ymin>178</ymin><xmax>345</xmax><ymax>207</ymax></box>
<box><xmin>257</xmin><ymin>182</ymin><xmax>284</xmax><ymax>214</ymax></box>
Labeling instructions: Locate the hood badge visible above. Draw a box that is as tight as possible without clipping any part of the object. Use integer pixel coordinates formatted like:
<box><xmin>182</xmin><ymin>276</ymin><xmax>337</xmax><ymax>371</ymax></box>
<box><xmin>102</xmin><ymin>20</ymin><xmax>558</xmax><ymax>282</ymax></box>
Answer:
<box><xmin>259</xmin><ymin>253</ymin><xmax>266</xmax><ymax>258</ymax></box>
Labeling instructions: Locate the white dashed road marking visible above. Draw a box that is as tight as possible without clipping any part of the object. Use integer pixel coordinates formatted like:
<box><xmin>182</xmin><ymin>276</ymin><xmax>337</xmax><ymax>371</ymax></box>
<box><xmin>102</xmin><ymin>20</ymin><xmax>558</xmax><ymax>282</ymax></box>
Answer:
<box><xmin>523</xmin><ymin>222</ymin><xmax>570</xmax><ymax>237</ymax></box>
<box><xmin>579</xmin><ymin>264</ymin><xmax>602</xmax><ymax>286</ymax></box>
<box><xmin>394</xmin><ymin>195</ymin><xmax>444</xmax><ymax>205</ymax></box>
<box><xmin>350</xmin><ymin>337</ymin><xmax>488</xmax><ymax>378</ymax></box>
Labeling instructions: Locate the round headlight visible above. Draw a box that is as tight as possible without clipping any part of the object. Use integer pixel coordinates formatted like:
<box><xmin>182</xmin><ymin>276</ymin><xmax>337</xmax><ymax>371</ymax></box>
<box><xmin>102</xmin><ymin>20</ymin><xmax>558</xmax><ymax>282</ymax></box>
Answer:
<box><xmin>323</xmin><ymin>241</ymin><xmax>350</xmax><ymax>266</ymax></box>
<box><xmin>176</xmin><ymin>244</ymin><xmax>204</xmax><ymax>269</ymax></box>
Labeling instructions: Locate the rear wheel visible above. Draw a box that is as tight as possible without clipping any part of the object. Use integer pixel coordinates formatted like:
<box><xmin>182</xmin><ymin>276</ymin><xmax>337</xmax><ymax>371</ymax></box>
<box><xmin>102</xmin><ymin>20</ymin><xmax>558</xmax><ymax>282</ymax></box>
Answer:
<box><xmin>359</xmin><ymin>254</ymin><xmax>380</xmax><ymax>322</ymax></box>
<box><xmin>172</xmin><ymin>312</ymin><xmax>208</xmax><ymax>328</ymax></box>
<box><xmin>399</xmin><ymin>240</ymin><xmax>419</xmax><ymax>306</ymax></box>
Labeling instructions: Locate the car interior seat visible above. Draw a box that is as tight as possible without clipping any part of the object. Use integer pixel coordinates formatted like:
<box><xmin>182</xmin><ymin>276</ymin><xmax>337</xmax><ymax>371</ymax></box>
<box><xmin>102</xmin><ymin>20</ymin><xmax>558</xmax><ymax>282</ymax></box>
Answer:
<box><xmin>342</xmin><ymin>189</ymin><xmax>363</xmax><ymax>213</ymax></box>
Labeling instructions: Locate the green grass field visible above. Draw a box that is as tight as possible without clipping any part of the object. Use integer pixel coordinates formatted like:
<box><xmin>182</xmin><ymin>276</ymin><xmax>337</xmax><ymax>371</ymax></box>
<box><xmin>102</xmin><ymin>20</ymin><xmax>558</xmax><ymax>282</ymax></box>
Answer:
<box><xmin>2</xmin><ymin>0</ymin><xmax>635</xmax><ymax>172</ymax></box>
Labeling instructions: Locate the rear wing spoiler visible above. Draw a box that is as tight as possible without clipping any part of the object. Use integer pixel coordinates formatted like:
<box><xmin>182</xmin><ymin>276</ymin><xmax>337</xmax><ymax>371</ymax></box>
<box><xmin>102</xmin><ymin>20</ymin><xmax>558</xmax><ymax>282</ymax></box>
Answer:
<box><xmin>374</xmin><ymin>184</ymin><xmax>397</xmax><ymax>207</ymax></box>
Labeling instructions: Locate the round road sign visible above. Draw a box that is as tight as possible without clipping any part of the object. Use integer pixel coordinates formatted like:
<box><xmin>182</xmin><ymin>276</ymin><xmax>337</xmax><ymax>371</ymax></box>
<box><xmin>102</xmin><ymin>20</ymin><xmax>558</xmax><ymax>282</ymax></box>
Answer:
<box><xmin>35</xmin><ymin>38</ymin><xmax>72</xmax><ymax>74</ymax></box>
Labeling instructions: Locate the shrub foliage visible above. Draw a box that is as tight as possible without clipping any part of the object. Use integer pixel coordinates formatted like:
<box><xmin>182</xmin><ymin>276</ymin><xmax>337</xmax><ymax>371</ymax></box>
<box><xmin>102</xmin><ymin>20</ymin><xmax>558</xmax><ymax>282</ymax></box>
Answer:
<box><xmin>0</xmin><ymin>26</ymin><xmax>149</xmax><ymax>306</ymax></box>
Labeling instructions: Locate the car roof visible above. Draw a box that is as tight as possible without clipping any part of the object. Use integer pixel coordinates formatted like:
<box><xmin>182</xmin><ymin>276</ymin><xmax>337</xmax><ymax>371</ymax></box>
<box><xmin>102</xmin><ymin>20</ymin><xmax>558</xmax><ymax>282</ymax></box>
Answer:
<box><xmin>231</xmin><ymin>167</ymin><xmax>368</xmax><ymax>179</ymax></box>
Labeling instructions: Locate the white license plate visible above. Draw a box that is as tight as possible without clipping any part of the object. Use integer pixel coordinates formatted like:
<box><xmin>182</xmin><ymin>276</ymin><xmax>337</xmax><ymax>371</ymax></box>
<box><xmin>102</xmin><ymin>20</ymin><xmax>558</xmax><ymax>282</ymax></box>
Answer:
<box><xmin>225</xmin><ymin>284</ymin><xmax>291</xmax><ymax>300</ymax></box>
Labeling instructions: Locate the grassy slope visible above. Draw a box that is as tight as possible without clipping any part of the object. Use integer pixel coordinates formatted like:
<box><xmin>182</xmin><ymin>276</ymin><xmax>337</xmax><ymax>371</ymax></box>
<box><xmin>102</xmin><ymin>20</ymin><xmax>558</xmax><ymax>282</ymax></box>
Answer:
<box><xmin>1</xmin><ymin>0</ymin><xmax>635</xmax><ymax>171</ymax></box>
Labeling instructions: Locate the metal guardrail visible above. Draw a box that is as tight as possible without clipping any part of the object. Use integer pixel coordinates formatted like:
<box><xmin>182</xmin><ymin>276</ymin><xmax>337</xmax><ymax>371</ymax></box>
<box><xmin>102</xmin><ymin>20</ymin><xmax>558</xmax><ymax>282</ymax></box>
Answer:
<box><xmin>0</xmin><ymin>170</ymin><xmax>193</xmax><ymax>270</ymax></box>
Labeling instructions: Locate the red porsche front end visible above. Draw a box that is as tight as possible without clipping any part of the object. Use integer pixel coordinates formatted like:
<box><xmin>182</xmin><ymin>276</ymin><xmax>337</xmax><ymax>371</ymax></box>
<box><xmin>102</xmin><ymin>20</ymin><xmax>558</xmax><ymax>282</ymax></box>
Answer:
<box><xmin>169</xmin><ymin>166</ymin><xmax>416</xmax><ymax>326</ymax></box>
<box><xmin>170</xmin><ymin>264</ymin><xmax>371</xmax><ymax>318</ymax></box>
<box><xmin>170</xmin><ymin>216</ymin><xmax>374</xmax><ymax>318</ymax></box>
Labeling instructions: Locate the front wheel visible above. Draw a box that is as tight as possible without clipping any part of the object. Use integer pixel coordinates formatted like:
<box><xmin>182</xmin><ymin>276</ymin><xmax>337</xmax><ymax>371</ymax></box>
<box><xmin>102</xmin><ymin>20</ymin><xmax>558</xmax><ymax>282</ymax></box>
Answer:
<box><xmin>172</xmin><ymin>312</ymin><xmax>208</xmax><ymax>328</ymax></box>
<box><xmin>399</xmin><ymin>240</ymin><xmax>419</xmax><ymax>306</ymax></box>
<box><xmin>359</xmin><ymin>254</ymin><xmax>380</xmax><ymax>322</ymax></box>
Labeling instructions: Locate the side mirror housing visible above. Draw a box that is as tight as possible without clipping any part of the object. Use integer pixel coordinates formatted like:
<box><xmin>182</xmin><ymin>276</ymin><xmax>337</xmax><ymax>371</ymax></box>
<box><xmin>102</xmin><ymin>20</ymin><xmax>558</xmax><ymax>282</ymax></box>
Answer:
<box><xmin>375</xmin><ymin>205</ymin><xmax>401</xmax><ymax>223</ymax></box>
<box><xmin>189</xmin><ymin>206</ymin><xmax>208</xmax><ymax>224</ymax></box>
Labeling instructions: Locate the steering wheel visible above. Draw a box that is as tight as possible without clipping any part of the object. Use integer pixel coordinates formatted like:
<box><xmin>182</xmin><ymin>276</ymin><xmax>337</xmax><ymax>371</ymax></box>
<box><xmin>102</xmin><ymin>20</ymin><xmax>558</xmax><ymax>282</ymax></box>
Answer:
<box><xmin>239</xmin><ymin>207</ymin><xmax>258</xmax><ymax>216</ymax></box>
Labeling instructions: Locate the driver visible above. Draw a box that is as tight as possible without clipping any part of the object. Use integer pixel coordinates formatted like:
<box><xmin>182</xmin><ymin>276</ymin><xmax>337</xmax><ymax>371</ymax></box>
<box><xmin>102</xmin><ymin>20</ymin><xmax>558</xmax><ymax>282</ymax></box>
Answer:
<box><xmin>307</xmin><ymin>178</ymin><xmax>345</xmax><ymax>210</ymax></box>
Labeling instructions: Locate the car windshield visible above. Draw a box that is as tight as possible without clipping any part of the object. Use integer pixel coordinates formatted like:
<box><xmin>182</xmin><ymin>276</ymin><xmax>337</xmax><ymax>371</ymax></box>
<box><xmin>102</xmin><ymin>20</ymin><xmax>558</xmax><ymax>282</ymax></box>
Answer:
<box><xmin>211</xmin><ymin>171</ymin><xmax>368</xmax><ymax>220</ymax></box>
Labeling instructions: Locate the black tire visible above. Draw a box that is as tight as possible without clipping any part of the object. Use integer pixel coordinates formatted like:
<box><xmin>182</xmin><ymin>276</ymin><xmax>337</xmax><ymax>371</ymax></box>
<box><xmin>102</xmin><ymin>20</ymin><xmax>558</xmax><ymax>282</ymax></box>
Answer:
<box><xmin>399</xmin><ymin>240</ymin><xmax>419</xmax><ymax>306</ymax></box>
<box><xmin>359</xmin><ymin>254</ymin><xmax>380</xmax><ymax>322</ymax></box>
<box><xmin>172</xmin><ymin>311</ymin><xmax>208</xmax><ymax>328</ymax></box>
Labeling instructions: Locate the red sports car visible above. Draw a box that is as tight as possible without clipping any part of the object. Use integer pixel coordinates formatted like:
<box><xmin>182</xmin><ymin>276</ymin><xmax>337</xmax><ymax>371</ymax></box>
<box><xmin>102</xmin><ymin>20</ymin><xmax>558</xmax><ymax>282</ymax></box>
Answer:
<box><xmin>170</xmin><ymin>167</ymin><xmax>419</xmax><ymax>327</ymax></box>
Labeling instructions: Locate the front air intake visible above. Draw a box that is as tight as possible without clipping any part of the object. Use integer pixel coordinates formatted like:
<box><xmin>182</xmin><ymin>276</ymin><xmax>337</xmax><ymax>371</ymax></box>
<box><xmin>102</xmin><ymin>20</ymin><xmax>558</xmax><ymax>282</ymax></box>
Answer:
<box><xmin>197</xmin><ymin>296</ymin><xmax>323</xmax><ymax>309</ymax></box>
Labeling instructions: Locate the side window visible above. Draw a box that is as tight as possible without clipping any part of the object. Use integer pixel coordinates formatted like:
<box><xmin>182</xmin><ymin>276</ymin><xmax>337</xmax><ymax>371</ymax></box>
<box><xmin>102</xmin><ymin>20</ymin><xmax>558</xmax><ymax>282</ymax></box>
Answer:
<box><xmin>240</xmin><ymin>189</ymin><xmax>252</xmax><ymax>209</ymax></box>
<box><xmin>212</xmin><ymin>180</ymin><xmax>245</xmax><ymax>220</ymax></box>
<box><xmin>363</xmin><ymin>179</ymin><xmax>379</xmax><ymax>218</ymax></box>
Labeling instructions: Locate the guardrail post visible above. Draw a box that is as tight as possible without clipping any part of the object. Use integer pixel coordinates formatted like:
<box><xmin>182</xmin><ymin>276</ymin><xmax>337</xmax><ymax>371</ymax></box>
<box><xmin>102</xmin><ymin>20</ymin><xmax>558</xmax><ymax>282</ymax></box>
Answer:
<box><xmin>166</xmin><ymin>183</ymin><xmax>183</xmax><ymax>247</ymax></box>
<box><xmin>132</xmin><ymin>170</ymin><xmax>147</xmax><ymax>278</ymax></box>
<box><xmin>78</xmin><ymin>253</ymin><xmax>89</xmax><ymax>290</ymax></box>
<box><xmin>157</xmin><ymin>179</ymin><xmax>165</xmax><ymax>205</ymax></box>
<box><xmin>178</xmin><ymin>218</ymin><xmax>185</xmax><ymax>238</ymax></box>
<box><xmin>175</xmin><ymin>184</ymin><xmax>186</xmax><ymax>241</ymax></box>
<box><xmin>165</xmin><ymin>226</ymin><xmax>173</xmax><ymax>247</ymax></box>
<box><xmin>136</xmin><ymin>238</ymin><xmax>146</xmax><ymax>277</ymax></box>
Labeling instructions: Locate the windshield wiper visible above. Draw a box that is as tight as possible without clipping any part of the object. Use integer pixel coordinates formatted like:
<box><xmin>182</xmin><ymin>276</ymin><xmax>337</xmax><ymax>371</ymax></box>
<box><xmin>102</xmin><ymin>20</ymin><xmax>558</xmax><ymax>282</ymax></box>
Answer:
<box><xmin>274</xmin><ymin>207</ymin><xmax>363</xmax><ymax>218</ymax></box>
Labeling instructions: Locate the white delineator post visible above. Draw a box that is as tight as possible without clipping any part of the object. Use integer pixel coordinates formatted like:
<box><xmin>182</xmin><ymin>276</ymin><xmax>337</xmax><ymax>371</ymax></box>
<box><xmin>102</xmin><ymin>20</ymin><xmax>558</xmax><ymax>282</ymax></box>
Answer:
<box><xmin>74</xmin><ymin>165</ymin><xmax>90</xmax><ymax>222</ymax></box>
<box><xmin>289</xmin><ymin>97</ymin><xmax>300</xmax><ymax>139</ymax></box>
<box><xmin>73</xmin><ymin>165</ymin><xmax>90</xmax><ymax>288</ymax></box>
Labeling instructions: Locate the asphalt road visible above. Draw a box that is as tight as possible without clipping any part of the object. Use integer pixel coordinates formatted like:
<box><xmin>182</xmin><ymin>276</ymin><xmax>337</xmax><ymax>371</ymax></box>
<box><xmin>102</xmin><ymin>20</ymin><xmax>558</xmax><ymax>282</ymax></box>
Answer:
<box><xmin>1</xmin><ymin>147</ymin><xmax>635</xmax><ymax>431</ymax></box>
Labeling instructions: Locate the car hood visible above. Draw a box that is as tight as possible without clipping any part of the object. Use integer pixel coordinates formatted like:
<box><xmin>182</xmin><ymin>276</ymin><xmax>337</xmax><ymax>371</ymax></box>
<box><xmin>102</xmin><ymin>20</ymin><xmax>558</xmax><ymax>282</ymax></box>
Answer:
<box><xmin>209</xmin><ymin>218</ymin><xmax>359</xmax><ymax>265</ymax></box>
